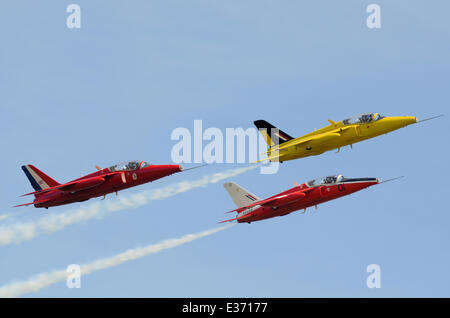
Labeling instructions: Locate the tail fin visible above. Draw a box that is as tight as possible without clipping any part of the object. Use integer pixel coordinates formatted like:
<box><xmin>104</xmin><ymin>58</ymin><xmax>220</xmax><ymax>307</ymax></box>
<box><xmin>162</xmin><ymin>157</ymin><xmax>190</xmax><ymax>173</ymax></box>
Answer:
<box><xmin>254</xmin><ymin>120</ymin><xmax>294</xmax><ymax>146</ymax></box>
<box><xmin>223</xmin><ymin>182</ymin><xmax>261</xmax><ymax>208</ymax></box>
<box><xmin>21</xmin><ymin>165</ymin><xmax>60</xmax><ymax>191</ymax></box>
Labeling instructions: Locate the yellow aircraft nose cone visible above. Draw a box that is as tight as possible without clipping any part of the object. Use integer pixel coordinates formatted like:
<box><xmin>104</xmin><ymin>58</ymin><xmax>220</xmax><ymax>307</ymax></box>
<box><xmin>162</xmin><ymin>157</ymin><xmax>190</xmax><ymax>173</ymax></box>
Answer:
<box><xmin>404</xmin><ymin>116</ymin><xmax>418</xmax><ymax>125</ymax></box>
<box><xmin>389</xmin><ymin>116</ymin><xmax>417</xmax><ymax>127</ymax></box>
<box><xmin>374</xmin><ymin>116</ymin><xmax>417</xmax><ymax>135</ymax></box>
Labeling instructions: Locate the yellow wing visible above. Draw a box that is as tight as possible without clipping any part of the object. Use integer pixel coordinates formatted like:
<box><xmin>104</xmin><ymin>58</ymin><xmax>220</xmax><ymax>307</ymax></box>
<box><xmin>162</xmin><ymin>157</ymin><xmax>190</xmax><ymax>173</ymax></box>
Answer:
<box><xmin>253</xmin><ymin>134</ymin><xmax>337</xmax><ymax>163</ymax></box>
<box><xmin>255</xmin><ymin>126</ymin><xmax>355</xmax><ymax>162</ymax></box>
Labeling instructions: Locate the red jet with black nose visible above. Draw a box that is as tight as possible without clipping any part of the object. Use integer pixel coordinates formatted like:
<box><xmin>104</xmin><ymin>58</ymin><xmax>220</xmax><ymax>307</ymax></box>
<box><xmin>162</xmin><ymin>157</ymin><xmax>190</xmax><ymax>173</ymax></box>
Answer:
<box><xmin>221</xmin><ymin>175</ymin><xmax>399</xmax><ymax>223</ymax></box>
<box><xmin>16</xmin><ymin>161</ymin><xmax>185</xmax><ymax>208</ymax></box>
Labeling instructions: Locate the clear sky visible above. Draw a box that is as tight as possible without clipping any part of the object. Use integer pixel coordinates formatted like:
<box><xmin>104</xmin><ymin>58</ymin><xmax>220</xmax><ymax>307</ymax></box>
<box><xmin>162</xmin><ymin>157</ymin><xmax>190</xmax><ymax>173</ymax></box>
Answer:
<box><xmin>1</xmin><ymin>0</ymin><xmax>449</xmax><ymax>297</ymax></box>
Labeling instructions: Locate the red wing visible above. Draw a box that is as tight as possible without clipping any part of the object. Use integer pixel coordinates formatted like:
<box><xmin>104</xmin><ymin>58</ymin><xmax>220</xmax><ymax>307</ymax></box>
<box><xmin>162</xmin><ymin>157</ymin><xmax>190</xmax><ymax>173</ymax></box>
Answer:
<box><xmin>224</xmin><ymin>188</ymin><xmax>311</xmax><ymax>214</ymax></box>
<box><xmin>224</xmin><ymin>196</ymin><xmax>283</xmax><ymax>214</ymax></box>
<box><xmin>21</xmin><ymin>184</ymin><xmax>69</xmax><ymax>196</ymax></box>
<box><xmin>20</xmin><ymin>172</ymin><xmax>122</xmax><ymax>197</ymax></box>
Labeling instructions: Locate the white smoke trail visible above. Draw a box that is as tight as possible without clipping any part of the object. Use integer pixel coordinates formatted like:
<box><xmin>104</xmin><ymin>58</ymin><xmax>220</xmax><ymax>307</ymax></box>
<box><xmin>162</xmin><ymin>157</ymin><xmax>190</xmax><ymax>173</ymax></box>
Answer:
<box><xmin>0</xmin><ymin>225</ymin><xmax>231</xmax><ymax>298</ymax></box>
<box><xmin>0</xmin><ymin>215</ymin><xmax>9</xmax><ymax>222</ymax></box>
<box><xmin>0</xmin><ymin>165</ymin><xmax>257</xmax><ymax>246</ymax></box>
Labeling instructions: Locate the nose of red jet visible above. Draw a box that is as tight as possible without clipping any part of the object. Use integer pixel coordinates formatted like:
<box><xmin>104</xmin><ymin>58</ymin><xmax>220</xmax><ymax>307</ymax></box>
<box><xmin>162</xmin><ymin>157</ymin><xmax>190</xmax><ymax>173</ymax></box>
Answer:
<box><xmin>361</xmin><ymin>178</ymin><xmax>379</xmax><ymax>186</ymax></box>
<box><xmin>342</xmin><ymin>177</ymin><xmax>379</xmax><ymax>193</ymax></box>
<box><xmin>156</xmin><ymin>164</ymin><xmax>183</xmax><ymax>175</ymax></box>
<box><xmin>174</xmin><ymin>164</ymin><xmax>183</xmax><ymax>173</ymax></box>
<box><xmin>360</xmin><ymin>178</ymin><xmax>379</xmax><ymax>189</ymax></box>
<box><xmin>140</xmin><ymin>164</ymin><xmax>183</xmax><ymax>181</ymax></box>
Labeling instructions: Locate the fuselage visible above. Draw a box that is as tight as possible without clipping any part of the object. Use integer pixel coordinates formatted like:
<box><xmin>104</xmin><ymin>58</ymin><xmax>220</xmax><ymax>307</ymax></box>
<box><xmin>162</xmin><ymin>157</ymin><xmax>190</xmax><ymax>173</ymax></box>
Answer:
<box><xmin>270</xmin><ymin>115</ymin><xmax>417</xmax><ymax>162</ymax></box>
<box><xmin>34</xmin><ymin>164</ymin><xmax>182</xmax><ymax>208</ymax></box>
<box><xmin>235</xmin><ymin>177</ymin><xmax>379</xmax><ymax>223</ymax></box>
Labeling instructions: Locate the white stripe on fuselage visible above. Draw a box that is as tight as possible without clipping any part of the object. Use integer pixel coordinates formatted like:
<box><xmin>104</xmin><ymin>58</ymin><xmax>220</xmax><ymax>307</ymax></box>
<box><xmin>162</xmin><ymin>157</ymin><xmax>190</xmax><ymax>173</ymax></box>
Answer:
<box><xmin>237</xmin><ymin>205</ymin><xmax>261</xmax><ymax>218</ymax></box>
<box><xmin>308</xmin><ymin>181</ymin><xmax>376</xmax><ymax>188</ymax></box>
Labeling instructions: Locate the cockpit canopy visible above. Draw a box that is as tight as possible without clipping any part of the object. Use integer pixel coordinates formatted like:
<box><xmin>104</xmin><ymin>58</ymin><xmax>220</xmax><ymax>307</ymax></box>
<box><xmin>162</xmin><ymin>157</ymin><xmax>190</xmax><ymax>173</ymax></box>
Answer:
<box><xmin>306</xmin><ymin>175</ymin><xmax>344</xmax><ymax>187</ymax></box>
<box><xmin>342</xmin><ymin>113</ymin><xmax>385</xmax><ymax>125</ymax></box>
<box><xmin>109</xmin><ymin>160</ymin><xmax>150</xmax><ymax>172</ymax></box>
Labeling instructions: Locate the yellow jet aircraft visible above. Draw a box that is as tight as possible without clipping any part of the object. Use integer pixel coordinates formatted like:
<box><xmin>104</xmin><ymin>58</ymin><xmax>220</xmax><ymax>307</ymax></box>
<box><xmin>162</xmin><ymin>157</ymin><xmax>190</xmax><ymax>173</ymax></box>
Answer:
<box><xmin>254</xmin><ymin>113</ymin><xmax>442</xmax><ymax>163</ymax></box>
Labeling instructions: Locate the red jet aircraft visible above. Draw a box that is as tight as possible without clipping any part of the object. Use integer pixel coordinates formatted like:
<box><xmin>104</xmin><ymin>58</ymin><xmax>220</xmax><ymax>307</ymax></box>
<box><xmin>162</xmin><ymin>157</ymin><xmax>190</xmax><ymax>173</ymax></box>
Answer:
<box><xmin>221</xmin><ymin>175</ymin><xmax>399</xmax><ymax>223</ymax></box>
<box><xmin>17</xmin><ymin>161</ymin><xmax>184</xmax><ymax>208</ymax></box>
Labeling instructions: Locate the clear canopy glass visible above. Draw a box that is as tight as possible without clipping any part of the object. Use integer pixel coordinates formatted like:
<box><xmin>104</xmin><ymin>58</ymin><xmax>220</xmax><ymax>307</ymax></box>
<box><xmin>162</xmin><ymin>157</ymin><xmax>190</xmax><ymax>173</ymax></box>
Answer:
<box><xmin>109</xmin><ymin>160</ymin><xmax>150</xmax><ymax>171</ymax></box>
<box><xmin>306</xmin><ymin>175</ymin><xmax>344</xmax><ymax>187</ymax></box>
<box><xmin>342</xmin><ymin>113</ymin><xmax>385</xmax><ymax>125</ymax></box>
<box><xmin>343</xmin><ymin>113</ymin><xmax>374</xmax><ymax>125</ymax></box>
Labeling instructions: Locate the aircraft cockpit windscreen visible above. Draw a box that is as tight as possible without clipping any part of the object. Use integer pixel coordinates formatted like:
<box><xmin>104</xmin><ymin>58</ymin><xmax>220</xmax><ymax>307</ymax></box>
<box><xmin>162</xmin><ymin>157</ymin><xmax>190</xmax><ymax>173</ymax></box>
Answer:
<box><xmin>306</xmin><ymin>175</ymin><xmax>344</xmax><ymax>187</ymax></box>
<box><xmin>109</xmin><ymin>161</ymin><xmax>141</xmax><ymax>172</ymax></box>
<box><xmin>373</xmin><ymin>113</ymin><xmax>385</xmax><ymax>121</ymax></box>
<box><xmin>139</xmin><ymin>161</ymin><xmax>150</xmax><ymax>169</ymax></box>
<box><xmin>343</xmin><ymin>113</ymin><xmax>374</xmax><ymax>125</ymax></box>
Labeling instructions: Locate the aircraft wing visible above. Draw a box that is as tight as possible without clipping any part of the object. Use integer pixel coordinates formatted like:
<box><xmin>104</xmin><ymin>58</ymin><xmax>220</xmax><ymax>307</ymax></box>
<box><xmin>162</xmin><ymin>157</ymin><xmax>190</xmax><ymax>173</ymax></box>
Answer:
<box><xmin>276</xmin><ymin>130</ymin><xmax>347</xmax><ymax>151</ymax></box>
<box><xmin>224</xmin><ymin>196</ymin><xmax>282</xmax><ymax>214</ymax></box>
<box><xmin>20</xmin><ymin>171</ymin><xmax>123</xmax><ymax>197</ymax></box>
<box><xmin>274</xmin><ymin>126</ymin><xmax>354</xmax><ymax>152</ymax></box>
<box><xmin>225</xmin><ymin>191</ymin><xmax>306</xmax><ymax>214</ymax></box>
<box><xmin>253</xmin><ymin>135</ymin><xmax>327</xmax><ymax>163</ymax></box>
<box><xmin>256</xmin><ymin>127</ymin><xmax>354</xmax><ymax>162</ymax></box>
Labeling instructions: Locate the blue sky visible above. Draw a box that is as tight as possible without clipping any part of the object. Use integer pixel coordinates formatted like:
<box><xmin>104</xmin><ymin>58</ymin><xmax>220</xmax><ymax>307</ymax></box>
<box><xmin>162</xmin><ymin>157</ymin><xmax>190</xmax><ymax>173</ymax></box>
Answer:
<box><xmin>1</xmin><ymin>0</ymin><xmax>449</xmax><ymax>297</ymax></box>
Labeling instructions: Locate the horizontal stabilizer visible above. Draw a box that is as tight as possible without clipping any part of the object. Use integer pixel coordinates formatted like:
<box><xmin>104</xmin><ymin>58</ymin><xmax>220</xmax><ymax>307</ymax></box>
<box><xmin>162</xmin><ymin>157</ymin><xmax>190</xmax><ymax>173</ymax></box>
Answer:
<box><xmin>14</xmin><ymin>198</ymin><xmax>50</xmax><ymax>208</ymax></box>
<box><xmin>219</xmin><ymin>214</ymin><xmax>252</xmax><ymax>224</ymax></box>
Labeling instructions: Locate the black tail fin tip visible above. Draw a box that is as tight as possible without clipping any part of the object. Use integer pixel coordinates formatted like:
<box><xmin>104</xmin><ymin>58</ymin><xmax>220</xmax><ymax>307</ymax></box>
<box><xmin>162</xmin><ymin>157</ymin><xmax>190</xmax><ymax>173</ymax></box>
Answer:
<box><xmin>253</xmin><ymin>120</ymin><xmax>294</xmax><ymax>145</ymax></box>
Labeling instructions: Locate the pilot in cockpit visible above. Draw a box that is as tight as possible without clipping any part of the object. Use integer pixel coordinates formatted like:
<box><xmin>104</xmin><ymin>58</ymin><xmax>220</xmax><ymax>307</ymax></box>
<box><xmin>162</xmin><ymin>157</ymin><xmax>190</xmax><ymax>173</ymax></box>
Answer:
<box><xmin>324</xmin><ymin>176</ymin><xmax>337</xmax><ymax>184</ymax></box>
<box><xmin>359</xmin><ymin>114</ymin><xmax>372</xmax><ymax>123</ymax></box>
<box><xmin>127</xmin><ymin>161</ymin><xmax>139</xmax><ymax>170</ymax></box>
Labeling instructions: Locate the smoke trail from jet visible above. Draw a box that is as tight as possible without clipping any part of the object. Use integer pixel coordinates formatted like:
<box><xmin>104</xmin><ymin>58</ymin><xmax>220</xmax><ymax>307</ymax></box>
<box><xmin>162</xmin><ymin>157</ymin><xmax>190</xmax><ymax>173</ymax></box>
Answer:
<box><xmin>0</xmin><ymin>225</ymin><xmax>231</xmax><ymax>297</ymax></box>
<box><xmin>0</xmin><ymin>165</ymin><xmax>257</xmax><ymax>246</ymax></box>
<box><xmin>0</xmin><ymin>215</ymin><xmax>9</xmax><ymax>222</ymax></box>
